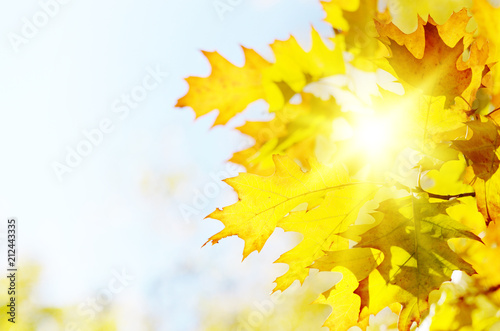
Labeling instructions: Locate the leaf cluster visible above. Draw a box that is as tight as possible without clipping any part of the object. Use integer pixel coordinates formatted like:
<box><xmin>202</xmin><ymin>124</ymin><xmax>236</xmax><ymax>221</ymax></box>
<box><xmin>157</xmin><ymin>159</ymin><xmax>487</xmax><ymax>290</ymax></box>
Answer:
<box><xmin>177</xmin><ymin>1</ymin><xmax>500</xmax><ymax>330</ymax></box>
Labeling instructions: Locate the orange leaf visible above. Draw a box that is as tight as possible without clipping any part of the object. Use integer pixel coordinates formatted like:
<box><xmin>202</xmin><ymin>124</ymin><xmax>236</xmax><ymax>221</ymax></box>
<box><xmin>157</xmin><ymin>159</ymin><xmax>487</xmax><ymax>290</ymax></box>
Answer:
<box><xmin>176</xmin><ymin>47</ymin><xmax>271</xmax><ymax>126</ymax></box>
<box><xmin>376</xmin><ymin>12</ymin><xmax>475</xmax><ymax>106</ymax></box>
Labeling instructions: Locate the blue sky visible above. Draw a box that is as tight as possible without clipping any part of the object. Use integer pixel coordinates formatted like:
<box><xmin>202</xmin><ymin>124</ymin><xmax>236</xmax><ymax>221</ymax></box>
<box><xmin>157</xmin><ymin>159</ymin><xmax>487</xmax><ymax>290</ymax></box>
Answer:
<box><xmin>0</xmin><ymin>1</ymin><xmax>332</xmax><ymax>330</ymax></box>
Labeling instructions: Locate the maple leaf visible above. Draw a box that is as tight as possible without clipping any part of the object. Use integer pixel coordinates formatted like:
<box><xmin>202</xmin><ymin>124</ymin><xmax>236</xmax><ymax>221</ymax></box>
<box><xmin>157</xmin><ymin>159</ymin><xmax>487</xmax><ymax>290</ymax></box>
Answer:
<box><xmin>205</xmin><ymin>155</ymin><xmax>379</xmax><ymax>260</ymax></box>
<box><xmin>354</xmin><ymin>195</ymin><xmax>480</xmax><ymax>331</ymax></box>
<box><xmin>376</xmin><ymin>11</ymin><xmax>478</xmax><ymax>106</ymax></box>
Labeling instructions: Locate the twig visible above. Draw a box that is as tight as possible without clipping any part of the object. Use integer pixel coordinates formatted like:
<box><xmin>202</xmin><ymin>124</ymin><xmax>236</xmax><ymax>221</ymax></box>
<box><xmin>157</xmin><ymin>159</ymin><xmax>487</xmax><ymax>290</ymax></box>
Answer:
<box><xmin>426</xmin><ymin>192</ymin><xmax>476</xmax><ymax>200</ymax></box>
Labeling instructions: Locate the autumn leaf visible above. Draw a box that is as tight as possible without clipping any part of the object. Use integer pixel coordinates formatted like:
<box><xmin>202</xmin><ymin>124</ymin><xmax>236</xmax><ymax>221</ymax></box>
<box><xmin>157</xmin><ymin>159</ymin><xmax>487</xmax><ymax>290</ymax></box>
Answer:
<box><xmin>430</xmin><ymin>220</ymin><xmax>500</xmax><ymax>330</ymax></box>
<box><xmin>322</xmin><ymin>0</ymin><xmax>387</xmax><ymax>70</ymax></box>
<box><xmin>472</xmin><ymin>0</ymin><xmax>500</xmax><ymax>107</ymax></box>
<box><xmin>382</xmin><ymin>0</ymin><xmax>473</xmax><ymax>34</ymax></box>
<box><xmin>273</xmin><ymin>183</ymin><xmax>379</xmax><ymax>291</ymax></box>
<box><xmin>423</xmin><ymin>159</ymin><xmax>473</xmax><ymax>197</ymax></box>
<box><xmin>313</xmin><ymin>248</ymin><xmax>383</xmax><ymax>282</ymax></box>
<box><xmin>405</xmin><ymin>95</ymin><xmax>468</xmax><ymax>152</ymax></box>
<box><xmin>376</xmin><ymin>12</ymin><xmax>479</xmax><ymax>106</ymax></box>
<box><xmin>355</xmin><ymin>195</ymin><xmax>480</xmax><ymax>331</ymax></box>
<box><xmin>176</xmin><ymin>29</ymin><xmax>345</xmax><ymax>126</ymax></box>
<box><xmin>314</xmin><ymin>268</ymin><xmax>362</xmax><ymax>331</ymax></box>
<box><xmin>321</xmin><ymin>0</ymin><xmax>360</xmax><ymax>32</ymax></box>
<box><xmin>465</xmin><ymin>166</ymin><xmax>500</xmax><ymax>225</ymax></box>
<box><xmin>472</xmin><ymin>0</ymin><xmax>500</xmax><ymax>62</ymax></box>
<box><xmin>231</xmin><ymin>93</ymin><xmax>341</xmax><ymax>176</ymax></box>
<box><xmin>453</xmin><ymin>114</ymin><xmax>500</xmax><ymax>224</ymax></box>
<box><xmin>175</xmin><ymin>2</ymin><xmax>500</xmax><ymax>330</ymax></box>
<box><xmin>263</xmin><ymin>31</ymin><xmax>345</xmax><ymax>110</ymax></box>
<box><xmin>453</xmin><ymin>118</ymin><xmax>500</xmax><ymax>180</ymax></box>
<box><xmin>205</xmin><ymin>155</ymin><xmax>378</xmax><ymax>260</ymax></box>
<box><xmin>176</xmin><ymin>47</ymin><xmax>271</xmax><ymax>126</ymax></box>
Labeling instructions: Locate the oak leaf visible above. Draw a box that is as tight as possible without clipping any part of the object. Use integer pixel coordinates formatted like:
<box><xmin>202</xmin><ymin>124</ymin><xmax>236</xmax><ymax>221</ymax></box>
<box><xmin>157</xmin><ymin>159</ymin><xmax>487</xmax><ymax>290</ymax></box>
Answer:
<box><xmin>453</xmin><ymin>119</ymin><xmax>500</xmax><ymax>180</ymax></box>
<box><xmin>382</xmin><ymin>0</ymin><xmax>472</xmax><ymax>34</ymax></box>
<box><xmin>314</xmin><ymin>268</ymin><xmax>362</xmax><ymax>331</ymax></box>
<box><xmin>313</xmin><ymin>248</ymin><xmax>383</xmax><ymax>282</ymax></box>
<box><xmin>176</xmin><ymin>30</ymin><xmax>345</xmax><ymax>126</ymax></box>
<box><xmin>456</xmin><ymin>114</ymin><xmax>500</xmax><ymax>224</ymax></box>
<box><xmin>355</xmin><ymin>195</ymin><xmax>480</xmax><ymax>331</ymax></box>
<box><xmin>376</xmin><ymin>12</ymin><xmax>478</xmax><ymax>106</ymax></box>
<box><xmin>230</xmin><ymin>93</ymin><xmax>341</xmax><ymax>176</ymax></box>
<box><xmin>465</xmin><ymin>166</ymin><xmax>500</xmax><ymax>225</ymax></box>
<box><xmin>176</xmin><ymin>47</ymin><xmax>271</xmax><ymax>126</ymax></box>
<box><xmin>321</xmin><ymin>0</ymin><xmax>360</xmax><ymax>32</ymax></box>
<box><xmin>273</xmin><ymin>183</ymin><xmax>379</xmax><ymax>291</ymax></box>
<box><xmin>264</xmin><ymin>31</ymin><xmax>345</xmax><ymax>110</ymax></box>
<box><xmin>472</xmin><ymin>0</ymin><xmax>500</xmax><ymax>107</ymax></box>
<box><xmin>205</xmin><ymin>155</ymin><xmax>378</xmax><ymax>261</ymax></box>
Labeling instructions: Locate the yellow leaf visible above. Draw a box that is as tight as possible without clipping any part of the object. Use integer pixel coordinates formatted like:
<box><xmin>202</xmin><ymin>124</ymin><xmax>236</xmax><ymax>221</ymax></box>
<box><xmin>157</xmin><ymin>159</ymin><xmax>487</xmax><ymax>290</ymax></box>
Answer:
<box><xmin>430</xmin><ymin>222</ymin><xmax>500</xmax><ymax>330</ymax></box>
<box><xmin>273</xmin><ymin>184</ymin><xmax>379</xmax><ymax>291</ymax></box>
<box><xmin>322</xmin><ymin>0</ymin><xmax>386</xmax><ymax>70</ymax></box>
<box><xmin>355</xmin><ymin>195</ymin><xmax>480</xmax><ymax>331</ymax></box>
<box><xmin>176</xmin><ymin>30</ymin><xmax>345</xmax><ymax>125</ymax></box>
<box><xmin>205</xmin><ymin>155</ymin><xmax>379</xmax><ymax>260</ymax></box>
<box><xmin>383</xmin><ymin>0</ymin><xmax>472</xmax><ymax>34</ymax></box>
<box><xmin>472</xmin><ymin>0</ymin><xmax>500</xmax><ymax>62</ymax></box>
<box><xmin>473</xmin><ymin>0</ymin><xmax>500</xmax><ymax>108</ymax></box>
<box><xmin>321</xmin><ymin>0</ymin><xmax>360</xmax><ymax>32</ymax></box>
<box><xmin>176</xmin><ymin>47</ymin><xmax>271</xmax><ymax>126</ymax></box>
<box><xmin>315</xmin><ymin>267</ymin><xmax>362</xmax><ymax>331</ymax></box>
<box><xmin>465</xmin><ymin>165</ymin><xmax>500</xmax><ymax>225</ymax></box>
<box><xmin>423</xmin><ymin>159</ymin><xmax>473</xmax><ymax>196</ymax></box>
<box><xmin>313</xmin><ymin>248</ymin><xmax>383</xmax><ymax>281</ymax></box>
<box><xmin>231</xmin><ymin>93</ymin><xmax>341</xmax><ymax>176</ymax></box>
<box><xmin>264</xmin><ymin>31</ymin><xmax>345</xmax><ymax>110</ymax></box>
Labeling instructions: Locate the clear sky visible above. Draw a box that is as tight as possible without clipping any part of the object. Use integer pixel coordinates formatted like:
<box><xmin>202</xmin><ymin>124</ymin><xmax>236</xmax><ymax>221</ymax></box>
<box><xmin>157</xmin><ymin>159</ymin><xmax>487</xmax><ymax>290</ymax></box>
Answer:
<box><xmin>0</xmin><ymin>1</ymin><xmax>332</xmax><ymax>330</ymax></box>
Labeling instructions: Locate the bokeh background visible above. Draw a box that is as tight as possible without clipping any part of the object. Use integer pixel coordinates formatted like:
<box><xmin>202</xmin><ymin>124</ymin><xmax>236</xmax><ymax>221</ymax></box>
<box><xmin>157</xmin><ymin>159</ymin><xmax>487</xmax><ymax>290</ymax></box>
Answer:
<box><xmin>0</xmin><ymin>0</ymin><xmax>343</xmax><ymax>330</ymax></box>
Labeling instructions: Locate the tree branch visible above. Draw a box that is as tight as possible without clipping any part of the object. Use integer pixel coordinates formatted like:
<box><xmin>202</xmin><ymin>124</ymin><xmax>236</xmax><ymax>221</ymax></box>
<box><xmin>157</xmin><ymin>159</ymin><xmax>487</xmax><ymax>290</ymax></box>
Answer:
<box><xmin>426</xmin><ymin>192</ymin><xmax>476</xmax><ymax>200</ymax></box>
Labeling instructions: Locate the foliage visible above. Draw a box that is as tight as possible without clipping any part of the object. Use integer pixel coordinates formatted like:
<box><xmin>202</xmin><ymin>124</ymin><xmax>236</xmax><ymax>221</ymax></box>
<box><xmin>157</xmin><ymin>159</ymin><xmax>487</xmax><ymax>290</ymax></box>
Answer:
<box><xmin>177</xmin><ymin>1</ymin><xmax>500</xmax><ymax>330</ymax></box>
<box><xmin>0</xmin><ymin>264</ymin><xmax>119</xmax><ymax>331</ymax></box>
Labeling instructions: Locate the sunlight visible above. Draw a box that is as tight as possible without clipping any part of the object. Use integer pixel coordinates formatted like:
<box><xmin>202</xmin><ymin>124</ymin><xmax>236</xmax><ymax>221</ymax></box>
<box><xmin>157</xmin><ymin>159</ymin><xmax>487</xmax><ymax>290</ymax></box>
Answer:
<box><xmin>353</xmin><ymin>115</ymin><xmax>395</xmax><ymax>158</ymax></box>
